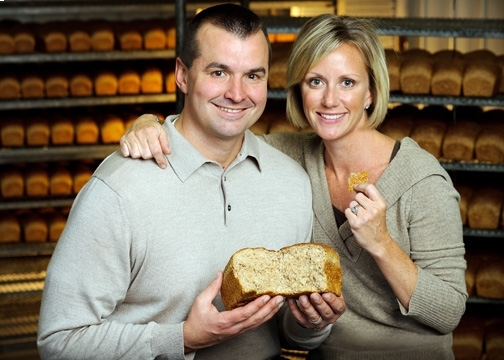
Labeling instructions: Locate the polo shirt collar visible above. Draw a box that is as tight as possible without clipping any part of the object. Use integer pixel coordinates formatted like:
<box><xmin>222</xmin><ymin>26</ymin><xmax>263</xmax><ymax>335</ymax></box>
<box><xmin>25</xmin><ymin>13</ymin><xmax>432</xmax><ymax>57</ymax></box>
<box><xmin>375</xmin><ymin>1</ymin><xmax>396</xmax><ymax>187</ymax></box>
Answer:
<box><xmin>164</xmin><ymin>115</ymin><xmax>262</xmax><ymax>181</ymax></box>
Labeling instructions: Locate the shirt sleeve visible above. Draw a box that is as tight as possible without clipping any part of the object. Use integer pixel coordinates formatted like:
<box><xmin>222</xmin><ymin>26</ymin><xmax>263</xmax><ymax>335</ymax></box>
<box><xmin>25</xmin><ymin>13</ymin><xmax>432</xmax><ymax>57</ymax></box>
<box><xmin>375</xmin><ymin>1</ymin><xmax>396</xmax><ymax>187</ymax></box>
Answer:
<box><xmin>37</xmin><ymin>177</ymin><xmax>186</xmax><ymax>360</ymax></box>
<box><xmin>400</xmin><ymin>174</ymin><xmax>468</xmax><ymax>334</ymax></box>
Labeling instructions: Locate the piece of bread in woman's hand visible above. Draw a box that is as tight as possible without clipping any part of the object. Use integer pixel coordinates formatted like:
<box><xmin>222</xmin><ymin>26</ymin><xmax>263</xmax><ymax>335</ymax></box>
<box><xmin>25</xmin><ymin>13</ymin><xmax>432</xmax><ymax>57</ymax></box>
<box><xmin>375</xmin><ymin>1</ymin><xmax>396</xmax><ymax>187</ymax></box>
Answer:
<box><xmin>221</xmin><ymin>243</ymin><xmax>342</xmax><ymax>310</ymax></box>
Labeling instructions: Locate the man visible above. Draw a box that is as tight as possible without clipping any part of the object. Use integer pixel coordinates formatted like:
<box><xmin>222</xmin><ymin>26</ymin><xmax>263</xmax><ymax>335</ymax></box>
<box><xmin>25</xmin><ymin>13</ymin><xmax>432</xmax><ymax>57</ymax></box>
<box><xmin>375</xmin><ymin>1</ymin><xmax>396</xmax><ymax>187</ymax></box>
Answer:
<box><xmin>38</xmin><ymin>4</ymin><xmax>343</xmax><ymax>359</ymax></box>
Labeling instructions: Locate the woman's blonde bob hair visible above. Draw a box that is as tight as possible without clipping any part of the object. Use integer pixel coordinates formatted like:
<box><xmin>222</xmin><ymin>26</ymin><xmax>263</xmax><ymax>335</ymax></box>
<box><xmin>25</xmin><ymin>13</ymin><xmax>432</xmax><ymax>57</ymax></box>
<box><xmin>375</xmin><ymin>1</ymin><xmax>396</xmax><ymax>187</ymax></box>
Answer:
<box><xmin>286</xmin><ymin>14</ymin><xmax>390</xmax><ymax>129</ymax></box>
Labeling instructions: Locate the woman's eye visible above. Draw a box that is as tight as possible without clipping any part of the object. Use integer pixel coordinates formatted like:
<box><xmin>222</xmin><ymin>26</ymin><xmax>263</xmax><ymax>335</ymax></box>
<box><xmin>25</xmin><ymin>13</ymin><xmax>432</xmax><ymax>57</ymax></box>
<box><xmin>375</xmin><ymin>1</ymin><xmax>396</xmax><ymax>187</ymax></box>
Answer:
<box><xmin>342</xmin><ymin>79</ymin><xmax>354</xmax><ymax>87</ymax></box>
<box><xmin>309</xmin><ymin>78</ymin><xmax>322</xmax><ymax>86</ymax></box>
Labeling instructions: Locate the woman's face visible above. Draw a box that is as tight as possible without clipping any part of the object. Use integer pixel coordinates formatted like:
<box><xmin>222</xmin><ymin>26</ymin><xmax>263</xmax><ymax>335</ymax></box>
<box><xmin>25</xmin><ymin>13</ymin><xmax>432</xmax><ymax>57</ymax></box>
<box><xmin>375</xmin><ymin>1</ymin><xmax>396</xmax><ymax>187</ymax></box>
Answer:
<box><xmin>300</xmin><ymin>42</ymin><xmax>372</xmax><ymax>141</ymax></box>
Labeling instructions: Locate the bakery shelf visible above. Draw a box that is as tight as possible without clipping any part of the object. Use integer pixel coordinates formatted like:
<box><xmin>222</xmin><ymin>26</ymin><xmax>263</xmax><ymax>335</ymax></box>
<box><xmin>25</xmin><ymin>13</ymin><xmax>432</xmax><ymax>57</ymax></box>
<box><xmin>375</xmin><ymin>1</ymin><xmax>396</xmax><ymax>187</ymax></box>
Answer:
<box><xmin>0</xmin><ymin>144</ymin><xmax>118</xmax><ymax>164</ymax></box>
<box><xmin>467</xmin><ymin>296</ymin><xmax>504</xmax><ymax>304</ymax></box>
<box><xmin>463</xmin><ymin>228</ymin><xmax>504</xmax><ymax>238</ymax></box>
<box><xmin>0</xmin><ymin>243</ymin><xmax>57</xmax><ymax>258</ymax></box>
<box><xmin>440</xmin><ymin>161</ymin><xmax>504</xmax><ymax>173</ymax></box>
<box><xmin>0</xmin><ymin>198</ymin><xmax>74</xmax><ymax>211</ymax></box>
<box><xmin>0</xmin><ymin>94</ymin><xmax>176</xmax><ymax>111</ymax></box>
<box><xmin>0</xmin><ymin>49</ymin><xmax>176</xmax><ymax>64</ymax></box>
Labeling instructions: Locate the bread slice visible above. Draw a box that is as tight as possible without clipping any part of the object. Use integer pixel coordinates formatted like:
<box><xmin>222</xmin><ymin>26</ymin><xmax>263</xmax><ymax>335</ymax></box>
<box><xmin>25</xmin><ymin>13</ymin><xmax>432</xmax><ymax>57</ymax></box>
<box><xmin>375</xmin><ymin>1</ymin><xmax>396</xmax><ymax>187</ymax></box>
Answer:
<box><xmin>221</xmin><ymin>243</ymin><xmax>342</xmax><ymax>310</ymax></box>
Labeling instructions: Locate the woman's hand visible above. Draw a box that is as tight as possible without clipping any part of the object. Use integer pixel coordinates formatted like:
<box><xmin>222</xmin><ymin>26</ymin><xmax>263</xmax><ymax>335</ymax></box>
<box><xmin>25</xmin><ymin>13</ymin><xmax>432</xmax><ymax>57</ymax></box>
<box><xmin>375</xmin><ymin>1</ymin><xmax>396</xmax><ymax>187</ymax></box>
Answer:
<box><xmin>119</xmin><ymin>114</ymin><xmax>171</xmax><ymax>169</ymax></box>
<box><xmin>287</xmin><ymin>292</ymin><xmax>345</xmax><ymax>330</ymax></box>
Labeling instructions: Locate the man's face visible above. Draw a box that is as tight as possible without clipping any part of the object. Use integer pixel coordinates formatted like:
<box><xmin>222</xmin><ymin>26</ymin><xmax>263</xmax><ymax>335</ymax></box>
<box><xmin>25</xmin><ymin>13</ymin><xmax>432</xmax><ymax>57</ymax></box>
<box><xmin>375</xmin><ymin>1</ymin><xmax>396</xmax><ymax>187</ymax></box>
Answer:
<box><xmin>176</xmin><ymin>23</ymin><xmax>269</xmax><ymax>141</ymax></box>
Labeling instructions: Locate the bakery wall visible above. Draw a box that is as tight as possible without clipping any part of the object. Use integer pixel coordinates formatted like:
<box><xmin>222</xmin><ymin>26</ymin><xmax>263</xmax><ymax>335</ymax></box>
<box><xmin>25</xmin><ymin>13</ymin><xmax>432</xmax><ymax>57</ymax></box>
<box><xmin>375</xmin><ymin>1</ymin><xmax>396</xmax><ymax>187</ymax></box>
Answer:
<box><xmin>1</xmin><ymin>1</ymin><xmax>504</xmax><ymax>359</ymax></box>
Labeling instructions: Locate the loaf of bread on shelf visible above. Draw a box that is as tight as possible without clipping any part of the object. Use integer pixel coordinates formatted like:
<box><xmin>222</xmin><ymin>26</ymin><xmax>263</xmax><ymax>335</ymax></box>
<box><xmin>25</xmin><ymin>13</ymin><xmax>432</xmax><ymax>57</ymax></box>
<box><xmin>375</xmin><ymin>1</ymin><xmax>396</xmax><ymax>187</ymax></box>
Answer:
<box><xmin>26</xmin><ymin>118</ymin><xmax>50</xmax><ymax>146</ymax></box>
<box><xmin>50</xmin><ymin>168</ymin><xmax>73</xmax><ymax>196</ymax></box>
<box><xmin>26</xmin><ymin>168</ymin><xmax>49</xmax><ymax>197</ymax></box>
<box><xmin>95</xmin><ymin>71</ymin><xmax>118</xmax><ymax>96</ymax></box>
<box><xmin>166</xmin><ymin>26</ymin><xmax>176</xmax><ymax>49</ymax></box>
<box><xmin>46</xmin><ymin>73</ymin><xmax>69</xmax><ymax>98</ymax></box>
<box><xmin>452</xmin><ymin>315</ymin><xmax>485</xmax><ymax>360</ymax></box>
<box><xmin>384</xmin><ymin>49</ymin><xmax>402</xmax><ymax>92</ymax></box>
<box><xmin>431</xmin><ymin>57</ymin><xmax>464</xmax><ymax>96</ymax></box>
<box><xmin>100</xmin><ymin>114</ymin><xmax>125</xmax><ymax>143</ymax></box>
<box><xmin>116</xmin><ymin>21</ymin><xmax>142</xmax><ymax>50</ymax></box>
<box><xmin>442</xmin><ymin>120</ymin><xmax>481</xmax><ymax>161</ymax></box>
<box><xmin>0</xmin><ymin>20</ymin><xmax>15</xmax><ymax>54</ymax></box>
<box><xmin>463</xmin><ymin>61</ymin><xmax>500</xmax><ymax>98</ymax></box>
<box><xmin>456</xmin><ymin>185</ymin><xmax>473</xmax><ymax>226</ymax></box>
<box><xmin>141</xmin><ymin>67</ymin><xmax>163</xmax><ymax>93</ymax></box>
<box><xmin>475</xmin><ymin>254</ymin><xmax>504</xmax><ymax>299</ymax></box>
<box><xmin>467</xmin><ymin>187</ymin><xmax>503</xmax><ymax>230</ymax></box>
<box><xmin>73</xmin><ymin>164</ymin><xmax>94</xmax><ymax>194</ymax></box>
<box><xmin>75</xmin><ymin>116</ymin><xmax>99</xmax><ymax>144</ymax></box>
<box><xmin>268</xmin><ymin>42</ymin><xmax>292</xmax><ymax>90</ymax></box>
<box><xmin>464</xmin><ymin>49</ymin><xmax>496</xmax><ymax>63</ymax></box>
<box><xmin>67</xmin><ymin>21</ymin><xmax>92</xmax><ymax>52</ymax></box>
<box><xmin>410</xmin><ymin>116</ymin><xmax>448</xmax><ymax>158</ymax></box>
<box><xmin>399</xmin><ymin>49</ymin><xmax>433</xmax><ymax>94</ymax></box>
<box><xmin>142</xmin><ymin>20</ymin><xmax>166</xmax><ymax>50</ymax></box>
<box><xmin>485</xmin><ymin>320</ymin><xmax>504</xmax><ymax>359</ymax></box>
<box><xmin>0</xmin><ymin>215</ymin><xmax>21</xmax><ymax>243</ymax></box>
<box><xmin>90</xmin><ymin>20</ymin><xmax>115</xmax><ymax>51</ymax></box>
<box><xmin>38</xmin><ymin>21</ymin><xmax>68</xmax><ymax>53</ymax></box>
<box><xmin>221</xmin><ymin>243</ymin><xmax>342</xmax><ymax>310</ymax></box>
<box><xmin>22</xmin><ymin>213</ymin><xmax>48</xmax><ymax>242</ymax></box>
<box><xmin>1</xmin><ymin>118</ymin><xmax>24</xmax><ymax>147</ymax></box>
<box><xmin>0</xmin><ymin>75</ymin><xmax>20</xmax><ymax>99</ymax></box>
<box><xmin>475</xmin><ymin>122</ymin><xmax>504</xmax><ymax>163</ymax></box>
<box><xmin>431</xmin><ymin>49</ymin><xmax>463</xmax><ymax>63</ymax></box>
<box><xmin>379</xmin><ymin>104</ymin><xmax>418</xmax><ymax>141</ymax></box>
<box><xmin>51</xmin><ymin>116</ymin><xmax>75</xmax><ymax>145</ymax></box>
<box><xmin>21</xmin><ymin>74</ymin><xmax>44</xmax><ymax>99</ymax></box>
<box><xmin>48</xmin><ymin>212</ymin><xmax>67</xmax><ymax>242</ymax></box>
<box><xmin>165</xmin><ymin>71</ymin><xmax>176</xmax><ymax>94</ymax></box>
<box><xmin>118</xmin><ymin>69</ymin><xmax>141</xmax><ymax>94</ymax></box>
<box><xmin>12</xmin><ymin>23</ymin><xmax>36</xmax><ymax>53</ymax></box>
<box><xmin>70</xmin><ymin>73</ymin><xmax>93</xmax><ymax>97</ymax></box>
<box><xmin>1</xmin><ymin>169</ymin><xmax>24</xmax><ymax>198</ymax></box>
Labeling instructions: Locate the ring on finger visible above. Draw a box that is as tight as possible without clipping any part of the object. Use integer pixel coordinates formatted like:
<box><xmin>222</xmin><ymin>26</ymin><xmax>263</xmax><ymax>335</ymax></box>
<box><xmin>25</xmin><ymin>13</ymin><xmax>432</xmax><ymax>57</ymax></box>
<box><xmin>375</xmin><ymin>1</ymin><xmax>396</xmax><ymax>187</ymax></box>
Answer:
<box><xmin>309</xmin><ymin>316</ymin><xmax>323</xmax><ymax>325</ymax></box>
<box><xmin>351</xmin><ymin>204</ymin><xmax>359</xmax><ymax>215</ymax></box>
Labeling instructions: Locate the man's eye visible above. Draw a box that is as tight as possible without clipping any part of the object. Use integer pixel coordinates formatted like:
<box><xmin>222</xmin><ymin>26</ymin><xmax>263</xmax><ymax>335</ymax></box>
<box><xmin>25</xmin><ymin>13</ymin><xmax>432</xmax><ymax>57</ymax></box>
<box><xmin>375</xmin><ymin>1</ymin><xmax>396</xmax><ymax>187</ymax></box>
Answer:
<box><xmin>213</xmin><ymin>71</ymin><xmax>224</xmax><ymax>77</ymax></box>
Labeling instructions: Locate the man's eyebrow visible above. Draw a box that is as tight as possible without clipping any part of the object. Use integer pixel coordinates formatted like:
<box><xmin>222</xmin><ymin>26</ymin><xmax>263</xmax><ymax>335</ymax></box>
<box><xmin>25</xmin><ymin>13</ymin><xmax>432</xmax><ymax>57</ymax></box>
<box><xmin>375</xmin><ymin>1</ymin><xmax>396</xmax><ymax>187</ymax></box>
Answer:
<box><xmin>205</xmin><ymin>62</ymin><xmax>266</xmax><ymax>74</ymax></box>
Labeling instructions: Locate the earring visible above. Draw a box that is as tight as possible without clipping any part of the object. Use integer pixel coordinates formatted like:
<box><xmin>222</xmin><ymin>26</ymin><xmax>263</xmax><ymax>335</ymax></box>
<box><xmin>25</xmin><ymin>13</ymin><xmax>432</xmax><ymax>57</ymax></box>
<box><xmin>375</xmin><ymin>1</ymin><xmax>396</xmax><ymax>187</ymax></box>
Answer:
<box><xmin>365</xmin><ymin>104</ymin><xmax>370</xmax><ymax>110</ymax></box>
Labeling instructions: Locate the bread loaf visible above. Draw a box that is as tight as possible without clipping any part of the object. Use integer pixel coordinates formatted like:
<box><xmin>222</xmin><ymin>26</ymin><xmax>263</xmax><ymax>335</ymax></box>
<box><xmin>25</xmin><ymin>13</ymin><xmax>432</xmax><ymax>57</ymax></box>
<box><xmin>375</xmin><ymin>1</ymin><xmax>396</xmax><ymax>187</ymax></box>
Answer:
<box><xmin>51</xmin><ymin>117</ymin><xmax>75</xmax><ymax>145</ymax></box>
<box><xmin>379</xmin><ymin>104</ymin><xmax>417</xmax><ymax>141</ymax></box>
<box><xmin>50</xmin><ymin>168</ymin><xmax>73</xmax><ymax>196</ymax></box>
<box><xmin>117</xmin><ymin>21</ymin><xmax>142</xmax><ymax>50</ymax></box>
<box><xmin>463</xmin><ymin>61</ymin><xmax>499</xmax><ymax>97</ymax></box>
<box><xmin>73</xmin><ymin>165</ymin><xmax>93</xmax><ymax>194</ymax></box>
<box><xmin>39</xmin><ymin>22</ymin><xmax>67</xmax><ymax>53</ymax></box>
<box><xmin>141</xmin><ymin>67</ymin><xmax>163</xmax><ymax>94</ymax></box>
<box><xmin>442</xmin><ymin>120</ymin><xmax>481</xmax><ymax>161</ymax></box>
<box><xmin>0</xmin><ymin>21</ymin><xmax>15</xmax><ymax>54</ymax></box>
<box><xmin>475</xmin><ymin>255</ymin><xmax>504</xmax><ymax>299</ymax></box>
<box><xmin>67</xmin><ymin>21</ymin><xmax>91</xmax><ymax>52</ymax></box>
<box><xmin>100</xmin><ymin>115</ymin><xmax>125</xmax><ymax>143</ymax></box>
<box><xmin>1</xmin><ymin>118</ymin><xmax>24</xmax><ymax>147</ymax></box>
<box><xmin>26</xmin><ymin>118</ymin><xmax>50</xmax><ymax>146</ymax></box>
<box><xmin>165</xmin><ymin>71</ymin><xmax>176</xmax><ymax>94</ymax></box>
<box><xmin>485</xmin><ymin>320</ymin><xmax>504</xmax><ymax>359</ymax></box>
<box><xmin>143</xmin><ymin>22</ymin><xmax>166</xmax><ymax>50</ymax></box>
<box><xmin>26</xmin><ymin>168</ymin><xmax>49</xmax><ymax>197</ymax></box>
<box><xmin>118</xmin><ymin>69</ymin><xmax>141</xmax><ymax>94</ymax></box>
<box><xmin>399</xmin><ymin>49</ymin><xmax>432</xmax><ymax>94</ymax></box>
<box><xmin>1</xmin><ymin>170</ymin><xmax>24</xmax><ymax>198</ymax></box>
<box><xmin>90</xmin><ymin>20</ymin><xmax>115</xmax><ymax>51</ymax></box>
<box><xmin>452</xmin><ymin>315</ymin><xmax>485</xmax><ymax>360</ymax></box>
<box><xmin>75</xmin><ymin>116</ymin><xmax>99</xmax><ymax>144</ymax></box>
<box><xmin>410</xmin><ymin>117</ymin><xmax>447</xmax><ymax>158</ymax></box>
<box><xmin>46</xmin><ymin>73</ymin><xmax>69</xmax><ymax>98</ymax></box>
<box><xmin>475</xmin><ymin>126</ymin><xmax>504</xmax><ymax>163</ymax></box>
<box><xmin>70</xmin><ymin>73</ymin><xmax>93</xmax><ymax>97</ymax></box>
<box><xmin>22</xmin><ymin>213</ymin><xmax>48</xmax><ymax>242</ymax></box>
<box><xmin>221</xmin><ymin>243</ymin><xmax>342</xmax><ymax>310</ymax></box>
<box><xmin>384</xmin><ymin>49</ymin><xmax>402</xmax><ymax>92</ymax></box>
<box><xmin>0</xmin><ymin>75</ymin><xmax>20</xmax><ymax>99</ymax></box>
<box><xmin>431</xmin><ymin>58</ymin><xmax>464</xmax><ymax>96</ymax></box>
<box><xmin>95</xmin><ymin>71</ymin><xmax>118</xmax><ymax>96</ymax></box>
<box><xmin>12</xmin><ymin>23</ymin><xmax>36</xmax><ymax>53</ymax></box>
<box><xmin>166</xmin><ymin>26</ymin><xmax>176</xmax><ymax>49</ymax></box>
<box><xmin>21</xmin><ymin>74</ymin><xmax>44</xmax><ymax>99</ymax></box>
<box><xmin>0</xmin><ymin>215</ymin><xmax>21</xmax><ymax>243</ymax></box>
<box><xmin>467</xmin><ymin>187</ymin><xmax>503</xmax><ymax>229</ymax></box>
<box><xmin>48</xmin><ymin>213</ymin><xmax>66</xmax><ymax>242</ymax></box>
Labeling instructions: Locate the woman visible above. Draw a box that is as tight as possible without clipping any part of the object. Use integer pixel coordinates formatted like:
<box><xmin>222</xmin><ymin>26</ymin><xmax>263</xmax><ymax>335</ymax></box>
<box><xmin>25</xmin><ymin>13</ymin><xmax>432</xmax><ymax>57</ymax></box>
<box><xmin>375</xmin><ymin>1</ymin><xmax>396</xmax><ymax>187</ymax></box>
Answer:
<box><xmin>120</xmin><ymin>14</ymin><xmax>467</xmax><ymax>359</ymax></box>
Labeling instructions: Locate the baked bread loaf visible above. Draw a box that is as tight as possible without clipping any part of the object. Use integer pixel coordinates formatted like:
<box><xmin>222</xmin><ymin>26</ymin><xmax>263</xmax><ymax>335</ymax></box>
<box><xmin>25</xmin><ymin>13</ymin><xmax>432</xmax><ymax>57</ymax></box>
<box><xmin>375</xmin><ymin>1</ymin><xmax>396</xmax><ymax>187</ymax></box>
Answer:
<box><xmin>399</xmin><ymin>49</ymin><xmax>432</xmax><ymax>94</ymax></box>
<box><xmin>90</xmin><ymin>20</ymin><xmax>115</xmax><ymax>51</ymax></box>
<box><xmin>379</xmin><ymin>105</ymin><xmax>417</xmax><ymax>141</ymax></box>
<box><xmin>73</xmin><ymin>165</ymin><xmax>93</xmax><ymax>194</ymax></box>
<box><xmin>70</xmin><ymin>73</ymin><xmax>93</xmax><ymax>97</ymax></box>
<box><xmin>485</xmin><ymin>320</ymin><xmax>504</xmax><ymax>359</ymax></box>
<box><xmin>410</xmin><ymin>117</ymin><xmax>448</xmax><ymax>158</ymax></box>
<box><xmin>67</xmin><ymin>21</ymin><xmax>91</xmax><ymax>52</ymax></box>
<box><xmin>384</xmin><ymin>49</ymin><xmax>402</xmax><ymax>92</ymax></box>
<box><xmin>95</xmin><ymin>71</ymin><xmax>118</xmax><ymax>96</ymax></box>
<box><xmin>142</xmin><ymin>21</ymin><xmax>166</xmax><ymax>50</ymax></box>
<box><xmin>165</xmin><ymin>71</ymin><xmax>176</xmax><ymax>94</ymax></box>
<box><xmin>50</xmin><ymin>168</ymin><xmax>73</xmax><ymax>196</ymax></box>
<box><xmin>475</xmin><ymin>125</ymin><xmax>504</xmax><ymax>163</ymax></box>
<box><xmin>21</xmin><ymin>74</ymin><xmax>44</xmax><ymax>99</ymax></box>
<box><xmin>463</xmin><ymin>60</ymin><xmax>499</xmax><ymax>97</ymax></box>
<box><xmin>467</xmin><ymin>187</ymin><xmax>503</xmax><ymax>229</ymax></box>
<box><xmin>442</xmin><ymin>120</ymin><xmax>481</xmax><ymax>161</ymax></box>
<box><xmin>100</xmin><ymin>115</ymin><xmax>125</xmax><ymax>143</ymax></box>
<box><xmin>51</xmin><ymin>117</ymin><xmax>75</xmax><ymax>145</ymax></box>
<box><xmin>431</xmin><ymin>58</ymin><xmax>464</xmax><ymax>96</ymax></box>
<box><xmin>0</xmin><ymin>215</ymin><xmax>21</xmax><ymax>243</ymax></box>
<box><xmin>117</xmin><ymin>21</ymin><xmax>142</xmax><ymax>50</ymax></box>
<box><xmin>475</xmin><ymin>254</ymin><xmax>504</xmax><ymax>299</ymax></box>
<box><xmin>26</xmin><ymin>118</ymin><xmax>50</xmax><ymax>146</ymax></box>
<box><xmin>39</xmin><ymin>22</ymin><xmax>67</xmax><ymax>53</ymax></box>
<box><xmin>118</xmin><ymin>69</ymin><xmax>141</xmax><ymax>94</ymax></box>
<box><xmin>22</xmin><ymin>213</ymin><xmax>48</xmax><ymax>242</ymax></box>
<box><xmin>141</xmin><ymin>67</ymin><xmax>163</xmax><ymax>93</ymax></box>
<box><xmin>221</xmin><ymin>243</ymin><xmax>342</xmax><ymax>310</ymax></box>
<box><xmin>12</xmin><ymin>23</ymin><xmax>36</xmax><ymax>53</ymax></box>
<box><xmin>75</xmin><ymin>116</ymin><xmax>99</xmax><ymax>144</ymax></box>
<box><xmin>46</xmin><ymin>73</ymin><xmax>69</xmax><ymax>98</ymax></box>
<box><xmin>452</xmin><ymin>315</ymin><xmax>485</xmax><ymax>360</ymax></box>
<box><xmin>0</xmin><ymin>75</ymin><xmax>20</xmax><ymax>99</ymax></box>
<box><xmin>48</xmin><ymin>212</ymin><xmax>67</xmax><ymax>242</ymax></box>
<box><xmin>26</xmin><ymin>168</ymin><xmax>49</xmax><ymax>197</ymax></box>
<box><xmin>1</xmin><ymin>118</ymin><xmax>24</xmax><ymax>147</ymax></box>
<box><xmin>0</xmin><ymin>20</ymin><xmax>15</xmax><ymax>54</ymax></box>
<box><xmin>166</xmin><ymin>26</ymin><xmax>176</xmax><ymax>49</ymax></box>
<box><xmin>1</xmin><ymin>169</ymin><xmax>24</xmax><ymax>198</ymax></box>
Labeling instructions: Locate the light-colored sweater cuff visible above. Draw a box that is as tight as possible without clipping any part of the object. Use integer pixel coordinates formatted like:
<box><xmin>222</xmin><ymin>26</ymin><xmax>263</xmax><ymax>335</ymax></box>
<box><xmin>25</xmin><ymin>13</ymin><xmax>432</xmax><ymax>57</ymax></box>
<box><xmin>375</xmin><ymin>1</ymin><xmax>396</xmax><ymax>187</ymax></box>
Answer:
<box><xmin>151</xmin><ymin>322</ymin><xmax>193</xmax><ymax>360</ymax></box>
<box><xmin>282</xmin><ymin>311</ymin><xmax>332</xmax><ymax>350</ymax></box>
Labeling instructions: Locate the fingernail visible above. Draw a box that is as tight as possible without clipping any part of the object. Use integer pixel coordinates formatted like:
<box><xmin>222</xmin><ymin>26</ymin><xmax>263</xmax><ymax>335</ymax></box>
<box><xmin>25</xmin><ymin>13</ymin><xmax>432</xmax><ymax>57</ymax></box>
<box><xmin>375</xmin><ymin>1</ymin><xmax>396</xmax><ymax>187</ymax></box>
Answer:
<box><xmin>323</xmin><ymin>294</ymin><xmax>331</xmax><ymax>300</ymax></box>
<box><xmin>276</xmin><ymin>297</ymin><xmax>285</xmax><ymax>307</ymax></box>
<box><xmin>263</xmin><ymin>296</ymin><xmax>271</xmax><ymax>303</ymax></box>
<box><xmin>300</xmin><ymin>297</ymin><xmax>308</xmax><ymax>304</ymax></box>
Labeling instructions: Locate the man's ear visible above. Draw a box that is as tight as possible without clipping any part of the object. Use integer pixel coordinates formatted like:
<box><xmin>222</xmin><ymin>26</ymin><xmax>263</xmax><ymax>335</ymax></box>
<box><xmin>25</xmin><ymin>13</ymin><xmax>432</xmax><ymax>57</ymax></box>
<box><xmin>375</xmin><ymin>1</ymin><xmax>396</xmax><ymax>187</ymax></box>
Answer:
<box><xmin>175</xmin><ymin>57</ymin><xmax>188</xmax><ymax>95</ymax></box>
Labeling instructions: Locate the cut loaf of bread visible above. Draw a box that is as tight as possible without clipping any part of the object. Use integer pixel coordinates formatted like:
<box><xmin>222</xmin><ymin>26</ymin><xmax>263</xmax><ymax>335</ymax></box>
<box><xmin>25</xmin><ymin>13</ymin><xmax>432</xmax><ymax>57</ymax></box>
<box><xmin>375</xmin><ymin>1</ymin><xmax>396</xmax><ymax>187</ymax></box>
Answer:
<box><xmin>221</xmin><ymin>243</ymin><xmax>342</xmax><ymax>310</ymax></box>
